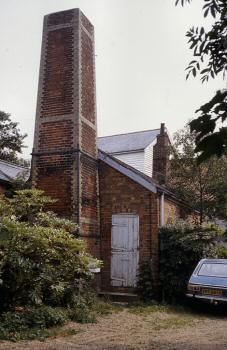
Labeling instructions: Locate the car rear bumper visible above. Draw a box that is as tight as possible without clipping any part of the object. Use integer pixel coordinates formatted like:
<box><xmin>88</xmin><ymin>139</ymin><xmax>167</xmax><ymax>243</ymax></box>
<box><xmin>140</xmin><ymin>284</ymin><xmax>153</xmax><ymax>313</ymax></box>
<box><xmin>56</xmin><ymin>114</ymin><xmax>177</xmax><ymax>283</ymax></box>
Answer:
<box><xmin>186</xmin><ymin>293</ymin><xmax>227</xmax><ymax>303</ymax></box>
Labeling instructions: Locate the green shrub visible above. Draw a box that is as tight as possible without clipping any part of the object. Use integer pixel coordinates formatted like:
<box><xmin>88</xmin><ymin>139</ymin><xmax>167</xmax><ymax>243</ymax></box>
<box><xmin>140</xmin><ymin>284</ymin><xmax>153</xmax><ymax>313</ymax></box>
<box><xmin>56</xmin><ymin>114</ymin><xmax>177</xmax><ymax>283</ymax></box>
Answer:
<box><xmin>137</xmin><ymin>261</ymin><xmax>154</xmax><ymax>302</ymax></box>
<box><xmin>0</xmin><ymin>218</ymin><xmax>98</xmax><ymax>309</ymax></box>
<box><xmin>160</xmin><ymin>220</ymin><xmax>224</xmax><ymax>302</ymax></box>
<box><xmin>0</xmin><ymin>306</ymin><xmax>69</xmax><ymax>341</ymax></box>
<box><xmin>215</xmin><ymin>243</ymin><xmax>227</xmax><ymax>258</ymax></box>
<box><xmin>68</xmin><ymin>307</ymin><xmax>96</xmax><ymax>324</ymax></box>
<box><xmin>0</xmin><ymin>190</ymin><xmax>101</xmax><ymax>312</ymax></box>
<box><xmin>67</xmin><ymin>287</ymin><xmax>96</xmax><ymax>323</ymax></box>
<box><xmin>0</xmin><ymin>190</ymin><xmax>102</xmax><ymax>339</ymax></box>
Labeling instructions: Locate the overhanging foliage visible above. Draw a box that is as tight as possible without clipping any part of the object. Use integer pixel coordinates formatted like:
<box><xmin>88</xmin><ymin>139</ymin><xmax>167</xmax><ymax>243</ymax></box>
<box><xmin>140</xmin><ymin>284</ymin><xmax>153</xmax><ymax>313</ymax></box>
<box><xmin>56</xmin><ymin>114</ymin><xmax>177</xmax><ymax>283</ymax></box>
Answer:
<box><xmin>175</xmin><ymin>0</ymin><xmax>227</xmax><ymax>162</ymax></box>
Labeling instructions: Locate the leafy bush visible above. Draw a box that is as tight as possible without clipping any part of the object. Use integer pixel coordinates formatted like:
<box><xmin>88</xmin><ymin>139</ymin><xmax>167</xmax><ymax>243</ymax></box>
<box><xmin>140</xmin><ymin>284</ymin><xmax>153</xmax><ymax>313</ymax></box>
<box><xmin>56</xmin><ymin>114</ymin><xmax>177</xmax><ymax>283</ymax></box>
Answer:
<box><xmin>67</xmin><ymin>287</ymin><xmax>96</xmax><ymax>323</ymax></box>
<box><xmin>0</xmin><ymin>298</ymin><xmax>124</xmax><ymax>340</ymax></box>
<box><xmin>0</xmin><ymin>306</ymin><xmax>69</xmax><ymax>341</ymax></box>
<box><xmin>0</xmin><ymin>220</ymin><xmax>94</xmax><ymax>309</ymax></box>
<box><xmin>160</xmin><ymin>220</ymin><xmax>224</xmax><ymax>302</ymax></box>
<box><xmin>137</xmin><ymin>261</ymin><xmax>154</xmax><ymax>302</ymax></box>
<box><xmin>68</xmin><ymin>306</ymin><xmax>96</xmax><ymax>324</ymax></box>
<box><xmin>215</xmin><ymin>243</ymin><xmax>227</xmax><ymax>259</ymax></box>
<box><xmin>0</xmin><ymin>190</ymin><xmax>100</xmax><ymax>312</ymax></box>
<box><xmin>6</xmin><ymin>188</ymin><xmax>56</xmax><ymax>222</ymax></box>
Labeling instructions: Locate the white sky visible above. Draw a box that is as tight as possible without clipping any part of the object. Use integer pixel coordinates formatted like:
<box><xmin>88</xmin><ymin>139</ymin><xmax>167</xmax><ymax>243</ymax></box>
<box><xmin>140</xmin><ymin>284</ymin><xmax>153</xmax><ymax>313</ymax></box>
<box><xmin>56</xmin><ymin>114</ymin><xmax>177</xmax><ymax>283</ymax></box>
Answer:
<box><xmin>0</xmin><ymin>0</ymin><xmax>224</xmax><ymax>159</ymax></box>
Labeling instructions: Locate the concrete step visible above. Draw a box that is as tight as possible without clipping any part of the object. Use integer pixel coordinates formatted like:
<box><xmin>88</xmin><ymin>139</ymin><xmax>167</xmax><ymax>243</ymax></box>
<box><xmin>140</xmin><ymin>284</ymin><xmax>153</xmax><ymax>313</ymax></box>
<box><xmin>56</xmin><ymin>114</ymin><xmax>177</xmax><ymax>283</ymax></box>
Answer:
<box><xmin>99</xmin><ymin>291</ymin><xmax>138</xmax><ymax>302</ymax></box>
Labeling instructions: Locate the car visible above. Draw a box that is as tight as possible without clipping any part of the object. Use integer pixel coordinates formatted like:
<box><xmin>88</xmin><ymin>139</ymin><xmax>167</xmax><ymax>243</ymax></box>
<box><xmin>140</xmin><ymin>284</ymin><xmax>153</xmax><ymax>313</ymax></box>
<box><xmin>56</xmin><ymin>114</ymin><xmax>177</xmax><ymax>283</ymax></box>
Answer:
<box><xmin>186</xmin><ymin>258</ymin><xmax>227</xmax><ymax>304</ymax></box>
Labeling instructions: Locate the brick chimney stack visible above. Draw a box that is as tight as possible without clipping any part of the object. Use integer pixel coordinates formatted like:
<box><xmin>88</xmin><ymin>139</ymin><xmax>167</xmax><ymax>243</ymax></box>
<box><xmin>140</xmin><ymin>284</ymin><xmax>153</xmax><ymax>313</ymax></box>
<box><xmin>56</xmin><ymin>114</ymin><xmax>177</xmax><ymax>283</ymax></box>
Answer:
<box><xmin>31</xmin><ymin>9</ymin><xmax>100</xmax><ymax>258</ymax></box>
<box><xmin>152</xmin><ymin>123</ymin><xmax>170</xmax><ymax>184</ymax></box>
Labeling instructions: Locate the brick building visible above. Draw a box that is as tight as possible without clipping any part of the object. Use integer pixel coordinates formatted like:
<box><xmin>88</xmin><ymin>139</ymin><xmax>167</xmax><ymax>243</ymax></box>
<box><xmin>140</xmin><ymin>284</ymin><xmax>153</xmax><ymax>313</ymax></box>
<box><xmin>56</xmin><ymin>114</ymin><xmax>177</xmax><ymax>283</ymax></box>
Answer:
<box><xmin>32</xmin><ymin>9</ymin><xmax>191</xmax><ymax>294</ymax></box>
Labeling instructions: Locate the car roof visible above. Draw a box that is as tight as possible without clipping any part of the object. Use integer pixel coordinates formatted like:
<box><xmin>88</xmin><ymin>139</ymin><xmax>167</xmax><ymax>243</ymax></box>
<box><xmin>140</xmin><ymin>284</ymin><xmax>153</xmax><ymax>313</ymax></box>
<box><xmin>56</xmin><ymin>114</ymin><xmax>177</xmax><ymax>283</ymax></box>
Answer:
<box><xmin>189</xmin><ymin>258</ymin><xmax>227</xmax><ymax>287</ymax></box>
<box><xmin>199</xmin><ymin>258</ymin><xmax>227</xmax><ymax>264</ymax></box>
<box><xmin>192</xmin><ymin>258</ymin><xmax>227</xmax><ymax>277</ymax></box>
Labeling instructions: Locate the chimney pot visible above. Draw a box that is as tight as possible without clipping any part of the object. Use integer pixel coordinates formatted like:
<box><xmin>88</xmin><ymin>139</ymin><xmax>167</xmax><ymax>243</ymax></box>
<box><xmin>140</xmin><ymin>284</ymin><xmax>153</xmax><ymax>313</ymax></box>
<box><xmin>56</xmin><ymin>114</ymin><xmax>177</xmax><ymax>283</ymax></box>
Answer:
<box><xmin>160</xmin><ymin>123</ymin><xmax>165</xmax><ymax>135</ymax></box>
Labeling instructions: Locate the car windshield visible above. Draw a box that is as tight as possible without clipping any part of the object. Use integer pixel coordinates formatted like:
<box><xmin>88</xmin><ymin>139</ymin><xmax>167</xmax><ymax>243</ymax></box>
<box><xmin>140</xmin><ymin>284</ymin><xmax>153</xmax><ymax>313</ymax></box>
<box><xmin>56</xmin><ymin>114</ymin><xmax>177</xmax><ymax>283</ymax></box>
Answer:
<box><xmin>198</xmin><ymin>263</ymin><xmax>227</xmax><ymax>278</ymax></box>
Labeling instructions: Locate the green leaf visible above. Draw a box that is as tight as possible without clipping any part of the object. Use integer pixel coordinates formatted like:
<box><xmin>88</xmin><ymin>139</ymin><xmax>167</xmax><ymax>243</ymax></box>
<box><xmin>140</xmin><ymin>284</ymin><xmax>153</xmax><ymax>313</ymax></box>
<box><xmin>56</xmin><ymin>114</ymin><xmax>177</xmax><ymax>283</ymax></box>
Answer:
<box><xmin>204</xmin><ymin>8</ymin><xmax>209</xmax><ymax>17</ymax></box>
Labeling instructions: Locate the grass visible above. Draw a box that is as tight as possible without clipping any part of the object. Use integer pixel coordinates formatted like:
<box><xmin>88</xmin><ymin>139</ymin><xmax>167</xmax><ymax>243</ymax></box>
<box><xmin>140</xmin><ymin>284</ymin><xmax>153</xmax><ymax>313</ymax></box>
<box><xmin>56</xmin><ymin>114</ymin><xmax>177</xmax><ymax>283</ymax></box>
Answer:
<box><xmin>126</xmin><ymin>299</ymin><xmax>227</xmax><ymax>331</ymax></box>
<box><xmin>1</xmin><ymin>298</ymin><xmax>224</xmax><ymax>341</ymax></box>
<box><xmin>47</xmin><ymin>326</ymin><xmax>81</xmax><ymax>338</ymax></box>
<box><xmin>92</xmin><ymin>298</ymin><xmax>125</xmax><ymax>316</ymax></box>
<box><xmin>0</xmin><ymin>325</ymin><xmax>81</xmax><ymax>342</ymax></box>
<box><xmin>127</xmin><ymin>299</ymin><xmax>217</xmax><ymax>317</ymax></box>
<box><xmin>151</xmin><ymin>315</ymin><xmax>196</xmax><ymax>330</ymax></box>
<box><xmin>126</xmin><ymin>301</ymin><xmax>203</xmax><ymax>330</ymax></box>
<box><xmin>128</xmin><ymin>303</ymin><xmax>173</xmax><ymax>315</ymax></box>
<box><xmin>0</xmin><ymin>299</ymin><xmax>123</xmax><ymax>341</ymax></box>
<box><xmin>89</xmin><ymin>298</ymin><xmax>201</xmax><ymax>332</ymax></box>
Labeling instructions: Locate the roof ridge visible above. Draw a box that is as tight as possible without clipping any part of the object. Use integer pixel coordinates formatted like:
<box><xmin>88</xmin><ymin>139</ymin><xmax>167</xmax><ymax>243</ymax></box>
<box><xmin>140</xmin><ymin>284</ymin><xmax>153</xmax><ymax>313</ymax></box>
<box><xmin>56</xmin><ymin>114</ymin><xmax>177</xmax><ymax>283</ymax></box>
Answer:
<box><xmin>98</xmin><ymin>128</ymin><xmax>160</xmax><ymax>139</ymax></box>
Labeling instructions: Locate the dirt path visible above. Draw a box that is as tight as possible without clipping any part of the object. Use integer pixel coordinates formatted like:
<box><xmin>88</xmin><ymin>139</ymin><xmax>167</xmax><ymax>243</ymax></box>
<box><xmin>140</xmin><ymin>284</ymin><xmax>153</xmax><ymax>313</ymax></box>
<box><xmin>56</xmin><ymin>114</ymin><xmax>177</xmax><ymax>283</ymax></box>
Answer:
<box><xmin>1</xmin><ymin>307</ymin><xmax>227</xmax><ymax>350</ymax></box>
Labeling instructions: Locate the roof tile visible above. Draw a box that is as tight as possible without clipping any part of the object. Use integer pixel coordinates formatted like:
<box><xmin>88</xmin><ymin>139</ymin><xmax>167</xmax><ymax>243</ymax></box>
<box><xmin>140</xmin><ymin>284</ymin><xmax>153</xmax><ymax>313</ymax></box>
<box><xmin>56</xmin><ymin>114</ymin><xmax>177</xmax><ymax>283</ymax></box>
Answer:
<box><xmin>98</xmin><ymin>129</ymin><xmax>160</xmax><ymax>153</ymax></box>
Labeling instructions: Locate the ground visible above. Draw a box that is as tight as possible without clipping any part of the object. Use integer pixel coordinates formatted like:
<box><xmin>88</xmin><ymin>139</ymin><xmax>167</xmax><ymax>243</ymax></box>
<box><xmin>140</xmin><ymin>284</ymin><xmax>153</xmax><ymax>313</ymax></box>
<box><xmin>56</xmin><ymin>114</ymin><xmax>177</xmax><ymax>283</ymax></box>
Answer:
<box><xmin>1</xmin><ymin>303</ymin><xmax>227</xmax><ymax>350</ymax></box>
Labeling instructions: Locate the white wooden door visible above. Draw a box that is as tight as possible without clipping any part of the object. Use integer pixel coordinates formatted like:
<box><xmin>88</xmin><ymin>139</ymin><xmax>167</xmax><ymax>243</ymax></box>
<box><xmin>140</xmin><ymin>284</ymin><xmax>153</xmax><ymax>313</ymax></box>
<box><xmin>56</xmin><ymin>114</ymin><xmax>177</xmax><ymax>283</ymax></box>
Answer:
<box><xmin>111</xmin><ymin>214</ymin><xmax>139</xmax><ymax>287</ymax></box>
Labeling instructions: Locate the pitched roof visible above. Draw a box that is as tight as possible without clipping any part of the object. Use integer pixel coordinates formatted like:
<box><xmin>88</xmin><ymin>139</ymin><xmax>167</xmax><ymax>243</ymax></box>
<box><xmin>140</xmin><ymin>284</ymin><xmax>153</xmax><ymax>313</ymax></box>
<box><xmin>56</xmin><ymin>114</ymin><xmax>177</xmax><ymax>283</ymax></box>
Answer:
<box><xmin>98</xmin><ymin>150</ymin><xmax>187</xmax><ymax>205</ymax></box>
<box><xmin>99</xmin><ymin>149</ymin><xmax>157</xmax><ymax>193</ymax></box>
<box><xmin>0</xmin><ymin>160</ymin><xmax>29</xmax><ymax>183</ymax></box>
<box><xmin>98</xmin><ymin>129</ymin><xmax>160</xmax><ymax>154</ymax></box>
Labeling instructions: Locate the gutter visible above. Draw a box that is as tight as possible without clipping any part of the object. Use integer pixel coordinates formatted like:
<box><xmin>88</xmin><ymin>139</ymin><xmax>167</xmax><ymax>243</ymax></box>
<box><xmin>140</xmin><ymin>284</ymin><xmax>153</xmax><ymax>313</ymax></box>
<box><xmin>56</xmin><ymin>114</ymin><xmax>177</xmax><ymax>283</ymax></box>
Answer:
<box><xmin>160</xmin><ymin>192</ymin><xmax>165</xmax><ymax>226</ymax></box>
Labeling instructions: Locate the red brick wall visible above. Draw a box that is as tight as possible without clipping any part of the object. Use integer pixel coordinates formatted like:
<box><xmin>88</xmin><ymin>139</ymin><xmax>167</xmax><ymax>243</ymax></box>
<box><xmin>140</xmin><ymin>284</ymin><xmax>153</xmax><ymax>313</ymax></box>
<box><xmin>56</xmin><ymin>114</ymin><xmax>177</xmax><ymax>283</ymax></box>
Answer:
<box><xmin>153</xmin><ymin>124</ymin><xmax>170</xmax><ymax>184</ymax></box>
<box><xmin>164</xmin><ymin>198</ymin><xmax>181</xmax><ymax>224</ymax></box>
<box><xmin>81</xmin><ymin>12</ymin><xmax>94</xmax><ymax>35</ymax></box>
<box><xmin>79</xmin><ymin>12</ymin><xmax>99</xmax><ymax>258</ymax></box>
<box><xmin>35</xmin><ymin>154</ymin><xmax>74</xmax><ymax>218</ymax></box>
<box><xmin>32</xmin><ymin>9</ymin><xmax>99</xmax><ymax>259</ymax></box>
<box><xmin>39</xmin><ymin>120</ymin><xmax>73</xmax><ymax>151</ymax></box>
<box><xmin>41</xmin><ymin>27</ymin><xmax>74</xmax><ymax>118</ymax></box>
<box><xmin>81</xmin><ymin>122</ymin><xmax>96</xmax><ymax>157</ymax></box>
<box><xmin>81</xmin><ymin>30</ymin><xmax>95</xmax><ymax>124</ymax></box>
<box><xmin>99</xmin><ymin>161</ymin><xmax>160</xmax><ymax>292</ymax></box>
<box><xmin>47</xmin><ymin>9</ymin><xmax>74</xmax><ymax>26</ymax></box>
<box><xmin>81</xmin><ymin>155</ymin><xmax>99</xmax><ymax>235</ymax></box>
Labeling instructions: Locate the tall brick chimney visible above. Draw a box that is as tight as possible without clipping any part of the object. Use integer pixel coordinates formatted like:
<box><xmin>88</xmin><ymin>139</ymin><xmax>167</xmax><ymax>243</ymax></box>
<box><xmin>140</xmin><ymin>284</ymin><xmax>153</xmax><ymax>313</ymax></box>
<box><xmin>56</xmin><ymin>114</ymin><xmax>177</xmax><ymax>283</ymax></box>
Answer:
<box><xmin>32</xmin><ymin>9</ymin><xmax>99</xmax><ymax>257</ymax></box>
<box><xmin>152</xmin><ymin>123</ymin><xmax>170</xmax><ymax>184</ymax></box>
